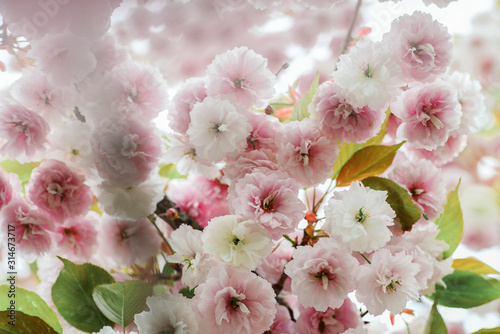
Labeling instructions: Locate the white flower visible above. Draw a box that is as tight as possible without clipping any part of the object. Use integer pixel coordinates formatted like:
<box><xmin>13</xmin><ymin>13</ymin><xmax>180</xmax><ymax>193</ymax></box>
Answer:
<box><xmin>187</xmin><ymin>97</ymin><xmax>252</xmax><ymax>162</ymax></box>
<box><xmin>332</xmin><ymin>40</ymin><xmax>401</xmax><ymax>110</ymax></box>
<box><xmin>167</xmin><ymin>224</ymin><xmax>215</xmax><ymax>287</ymax></box>
<box><xmin>323</xmin><ymin>181</ymin><xmax>395</xmax><ymax>253</ymax></box>
<box><xmin>134</xmin><ymin>292</ymin><xmax>198</xmax><ymax>334</ymax></box>
<box><xmin>355</xmin><ymin>249</ymin><xmax>421</xmax><ymax>316</ymax></box>
<box><xmin>202</xmin><ymin>215</ymin><xmax>272</xmax><ymax>271</ymax></box>
<box><xmin>97</xmin><ymin>174</ymin><xmax>165</xmax><ymax>220</ymax></box>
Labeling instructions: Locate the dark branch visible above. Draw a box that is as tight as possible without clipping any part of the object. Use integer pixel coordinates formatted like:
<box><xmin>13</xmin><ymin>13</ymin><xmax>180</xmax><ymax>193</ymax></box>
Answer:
<box><xmin>155</xmin><ymin>195</ymin><xmax>203</xmax><ymax>230</ymax></box>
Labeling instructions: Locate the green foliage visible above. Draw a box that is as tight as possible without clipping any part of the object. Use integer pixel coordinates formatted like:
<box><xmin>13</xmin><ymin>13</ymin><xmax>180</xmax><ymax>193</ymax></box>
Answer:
<box><xmin>472</xmin><ymin>327</ymin><xmax>500</xmax><ymax>333</ymax></box>
<box><xmin>93</xmin><ymin>280</ymin><xmax>153</xmax><ymax>328</ymax></box>
<box><xmin>452</xmin><ymin>258</ymin><xmax>500</xmax><ymax>275</ymax></box>
<box><xmin>331</xmin><ymin>108</ymin><xmax>391</xmax><ymax>180</ymax></box>
<box><xmin>179</xmin><ymin>286</ymin><xmax>196</xmax><ymax>299</ymax></box>
<box><xmin>0</xmin><ymin>311</ymin><xmax>58</xmax><ymax>334</ymax></box>
<box><xmin>425</xmin><ymin>296</ymin><xmax>447</xmax><ymax>334</ymax></box>
<box><xmin>158</xmin><ymin>163</ymin><xmax>187</xmax><ymax>179</ymax></box>
<box><xmin>435</xmin><ymin>181</ymin><xmax>463</xmax><ymax>259</ymax></box>
<box><xmin>290</xmin><ymin>71</ymin><xmax>319</xmax><ymax>121</ymax></box>
<box><xmin>52</xmin><ymin>257</ymin><xmax>115</xmax><ymax>333</ymax></box>
<box><xmin>335</xmin><ymin>142</ymin><xmax>404</xmax><ymax>187</ymax></box>
<box><xmin>362</xmin><ymin>177</ymin><xmax>422</xmax><ymax>231</ymax></box>
<box><xmin>431</xmin><ymin>270</ymin><xmax>500</xmax><ymax>308</ymax></box>
<box><xmin>0</xmin><ymin>285</ymin><xmax>62</xmax><ymax>334</ymax></box>
<box><xmin>162</xmin><ymin>262</ymin><xmax>176</xmax><ymax>276</ymax></box>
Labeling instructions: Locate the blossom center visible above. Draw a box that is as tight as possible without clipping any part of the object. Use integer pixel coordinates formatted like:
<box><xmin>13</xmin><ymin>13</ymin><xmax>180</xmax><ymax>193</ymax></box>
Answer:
<box><xmin>411</xmin><ymin>188</ymin><xmax>425</xmax><ymax>196</ymax></box>
<box><xmin>210</xmin><ymin>122</ymin><xmax>229</xmax><ymax>134</ymax></box>
<box><xmin>386</xmin><ymin>279</ymin><xmax>401</xmax><ymax>294</ymax></box>
<box><xmin>355</xmin><ymin>207</ymin><xmax>369</xmax><ymax>224</ymax></box>
<box><xmin>157</xmin><ymin>327</ymin><xmax>176</xmax><ymax>334</ymax></box>
<box><xmin>121</xmin><ymin>134</ymin><xmax>140</xmax><ymax>157</ymax></box>
<box><xmin>234</xmin><ymin>77</ymin><xmax>247</xmax><ymax>89</ymax></box>
<box><xmin>8</xmin><ymin>121</ymin><xmax>28</xmax><ymax>134</ymax></box>
<box><xmin>362</xmin><ymin>63</ymin><xmax>374</xmax><ymax>78</ymax></box>
<box><xmin>262</xmin><ymin>192</ymin><xmax>278</xmax><ymax>212</ymax></box>
<box><xmin>312</xmin><ymin>270</ymin><xmax>335</xmax><ymax>290</ymax></box>
<box><xmin>47</xmin><ymin>183</ymin><xmax>64</xmax><ymax>198</ymax></box>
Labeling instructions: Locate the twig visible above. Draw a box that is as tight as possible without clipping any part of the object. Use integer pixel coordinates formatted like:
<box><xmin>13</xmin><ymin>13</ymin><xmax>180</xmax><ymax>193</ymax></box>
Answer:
<box><xmin>338</xmin><ymin>0</ymin><xmax>363</xmax><ymax>57</ymax></box>
<box><xmin>155</xmin><ymin>195</ymin><xmax>203</xmax><ymax>230</ymax></box>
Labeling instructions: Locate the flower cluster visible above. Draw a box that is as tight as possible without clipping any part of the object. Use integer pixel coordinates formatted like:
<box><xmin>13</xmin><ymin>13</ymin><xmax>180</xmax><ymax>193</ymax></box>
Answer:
<box><xmin>0</xmin><ymin>1</ymin><xmax>498</xmax><ymax>334</ymax></box>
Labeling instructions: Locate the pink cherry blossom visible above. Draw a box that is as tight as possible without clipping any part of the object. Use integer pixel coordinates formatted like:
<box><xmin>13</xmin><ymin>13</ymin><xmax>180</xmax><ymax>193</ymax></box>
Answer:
<box><xmin>268</xmin><ymin>304</ymin><xmax>296</xmax><ymax>334</ymax></box>
<box><xmin>167</xmin><ymin>176</ymin><xmax>229</xmax><ymax>228</ymax></box>
<box><xmin>28</xmin><ymin>31</ymin><xmax>97</xmax><ymax>86</ymax></box>
<box><xmin>408</xmin><ymin>131</ymin><xmax>467</xmax><ymax>167</ymax></box>
<box><xmin>52</xmin><ymin>214</ymin><xmax>98</xmax><ymax>262</ymax></box>
<box><xmin>355</xmin><ymin>249</ymin><xmax>421</xmax><ymax>316</ymax></box>
<box><xmin>0</xmin><ymin>101</ymin><xmax>50</xmax><ymax>163</ymax></box>
<box><xmin>389</xmin><ymin>157</ymin><xmax>446</xmax><ymax>220</ymax></box>
<box><xmin>295</xmin><ymin>299</ymin><xmax>362</xmax><ymax>334</ymax></box>
<box><xmin>1</xmin><ymin>199</ymin><xmax>53</xmax><ymax>263</ymax></box>
<box><xmin>206</xmin><ymin>46</ymin><xmax>276</xmax><ymax>109</ymax></box>
<box><xmin>256</xmin><ymin>239</ymin><xmax>294</xmax><ymax>289</ymax></box>
<box><xmin>194</xmin><ymin>265</ymin><xmax>277</xmax><ymax>334</ymax></box>
<box><xmin>284</xmin><ymin>238</ymin><xmax>358</xmax><ymax>311</ymax></box>
<box><xmin>245</xmin><ymin>111</ymin><xmax>283</xmax><ymax>153</ymax></box>
<box><xmin>276</xmin><ymin>119</ymin><xmax>338</xmax><ymax>188</ymax></box>
<box><xmin>311</xmin><ymin>81</ymin><xmax>385</xmax><ymax>144</ymax></box>
<box><xmin>383</xmin><ymin>11</ymin><xmax>452</xmax><ymax>82</ymax></box>
<box><xmin>230</xmin><ymin>169</ymin><xmax>305</xmax><ymax>239</ymax></box>
<box><xmin>168</xmin><ymin>77</ymin><xmax>207</xmax><ymax>134</ymax></box>
<box><xmin>27</xmin><ymin>159</ymin><xmax>92</xmax><ymax>222</ymax></box>
<box><xmin>91</xmin><ymin>117</ymin><xmax>161</xmax><ymax>188</ymax></box>
<box><xmin>10</xmin><ymin>68</ymin><xmax>75</xmax><ymax>125</ymax></box>
<box><xmin>99</xmin><ymin>216</ymin><xmax>162</xmax><ymax>267</ymax></box>
<box><xmin>0</xmin><ymin>170</ymin><xmax>21</xmax><ymax>211</ymax></box>
<box><xmin>186</xmin><ymin>97</ymin><xmax>252</xmax><ymax>162</ymax></box>
<box><xmin>394</xmin><ymin>82</ymin><xmax>461</xmax><ymax>150</ymax></box>
<box><xmin>93</xmin><ymin>60</ymin><xmax>168</xmax><ymax>122</ymax></box>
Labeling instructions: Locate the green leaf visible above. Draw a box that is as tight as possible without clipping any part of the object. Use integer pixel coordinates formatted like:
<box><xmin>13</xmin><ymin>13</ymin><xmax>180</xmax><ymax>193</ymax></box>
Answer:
<box><xmin>93</xmin><ymin>280</ymin><xmax>153</xmax><ymax>328</ymax></box>
<box><xmin>431</xmin><ymin>270</ymin><xmax>500</xmax><ymax>308</ymax></box>
<box><xmin>0</xmin><ymin>285</ymin><xmax>63</xmax><ymax>334</ymax></box>
<box><xmin>162</xmin><ymin>262</ymin><xmax>176</xmax><ymax>276</ymax></box>
<box><xmin>472</xmin><ymin>327</ymin><xmax>500</xmax><ymax>334</ymax></box>
<box><xmin>363</xmin><ymin>107</ymin><xmax>392</xmax><ymax>147</ymax></box>
<box><xmin>361</xmin><ymin>177</ymin><xmax>422</xmax><ymax>231</ymax></box>
<box><xmin>0</xmin><ymin>311</ymin><xmax>58</xmax><ymax>334</ymax></box>
<box><xmin>52</xmin><ymin>257</ymin><xmax>115</xmax><ymax>333</ymax></box>
<box><xmin>158</xmin><ymin>163</ymin><xmax>187</xmax><ymax>179</ymax></box>
<box><xmin>452</xmin><ymin>258</ymin><xmax>500</xmax><ymax>275</ymax></box>
<box><xmin>179</xmin><ymin>287</ymin><xmax>196</xmax><ymax>299</ymax></box>
<box><xmin>290</xmin><ymin>71</ymin><xmax>319</xmax><ymax>121</ymax></box>
<box><xmin>435</xmin><ymin>181</ymin><xmax>463</xmax><ymax>259</ymax></box>
<box><xmin>335</xmin><ymin>142</ymin><xmax>405</xmax><ymax>187</ymax></box>
<box><xmin>425</xmin><ymin>295</ymin><xmax>447</xmax><ymax>334</ymax></box>
<box><xmin>0</xmin><ymin>159</ymin><xmax>36</xmax><ymax>183</ymax></box>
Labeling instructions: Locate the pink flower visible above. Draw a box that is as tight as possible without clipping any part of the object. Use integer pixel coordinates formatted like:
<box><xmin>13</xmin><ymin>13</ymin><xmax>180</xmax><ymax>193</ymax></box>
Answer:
<box><xmin>389</xmin><ymin>157</ymin><xmax>446</xmax><ymax>220</ymax></box>
<box><xmin>27</xmin><ymin>159</ymin><xmax>92</xmax><ymax>222</ymax></box>
<box><xmin>295</xmin><ymin>299</ymin><xmax>363</xmax><ymax>334</ymax></box>
<box><xmin>99</xmin><ymin>216</ymin><xmax>162</xmax><ymax>266</ymax></box>
<box><xmin>268</xmin><ymin>304</ymin><xmax>296</xmax><ymax>334</ymax></box>
<box><xmin>28</xmin><ymin>31</ymin><xmax>97</xmax><ymax>86</ymax></box>
<box><xmin>355</xmin><ymin>249</ymin><xmax>421</xmax><ymax>316</ymax></box>
<box><xmin>0</xmin><ymin>170</ymin><xmax>21</xmax><ymax>211</ymax></box>
<box><xmin>1</xmin><ymin>199</ymin><xmax>52</xmax><ymax>263</ymax></box>
<box><xmin>92</xmin><ymin>117</ymin><xmax>161</xmax><ymax>188</ymax></box>
<box><xmin>230</xmin><ymin>169</ymin><xmax>305</xmax><ymax>239</ymax></box>
<box><xmin>0</xmin><ymin>101</ymin><xmax>50</xmax><ymax>163</ymax></box>
<box><xmin>256</xmin><ymin>239</ymin><xmax>294</xmax><ymax>289</ymax></box>
<box><xmin>284</xmin><ymin>238</ymin><xmax>358</xmax><ymax>311</ymax></box>
<box><xmin>206</xmin><ymin>46</ymin><xmax>275</xmax><ymax>109</ymax></box>
<box><xmin>408</xmin><ymin>131</ymin><xmax>467</xmax><ymax>166</ymax></box>
<box><xmin>186</xmin><ymin>97</ymin><xmax>252</xmax><ymax>162</ymax></box>
<box><xmin>90</xmin><ymin>61</ymin><xmax>168</xmax><ymax>122</ymax></box>
<box><xmin>194</xmin><ymin>265</ymin><xmax>277</xmax><ymax>334</ymax></box>
<box><xmin>276</xmin><ymin>119</ymin><xmax>338</xmax><ymax>188</ymax></box>
<box><xmin>10</xmin><ymin>68</ymin><xmax>75</xmax><ymax>125</ymax></box>
<box><xmin>245</xmin><ymin>111</ymin><xmax>282</xmax><ymax>153</ymax></box>
<box><xmin>394</xmin><ymin>82</ymin><xmax>461</xmax><ymax>150</ymax></box>
<box><xmin>311</xmin><ymin>81</ymin><xmax>385</xmax><ymax>144</ymax></box>
<box><xmin>168</xmin><ymin>77</ymin><xmax>207</xmax><ymax>134</ymax></box>
<box><xmin>383</xmin><ymin>11</ymin><xmax>452</xmax><ymax>82</ymax></box>
<box><xmin>167</xmin><ymin>176</ymin><xmax>229</xmax><ymax>228</ymax></box>
<box><xmin>53</xmin><ymin>214</ymin><xmax>98</xmax><ymax>262</ymax></box>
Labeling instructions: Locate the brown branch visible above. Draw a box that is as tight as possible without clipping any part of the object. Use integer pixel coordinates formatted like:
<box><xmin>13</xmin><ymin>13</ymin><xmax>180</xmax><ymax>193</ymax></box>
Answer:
<box><xmin>155</xmin><ymin>195</ymin><xmax>203</xmax><ymax>230</ymax></box>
